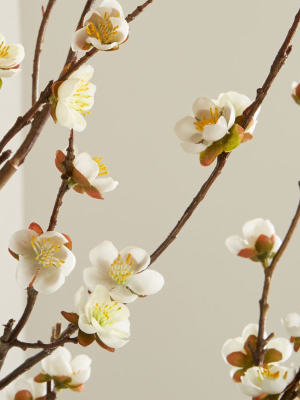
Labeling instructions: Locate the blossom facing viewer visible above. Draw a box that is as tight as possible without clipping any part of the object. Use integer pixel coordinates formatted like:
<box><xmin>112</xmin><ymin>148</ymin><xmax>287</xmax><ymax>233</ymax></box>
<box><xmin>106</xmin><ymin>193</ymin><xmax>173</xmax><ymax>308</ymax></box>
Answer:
<box><xmin>8</xmin><ymin>223</ymin><xmax>76</xmax><ymax>294</ymax></box>
<box><xmin>51</xmin><ymin>65</ymin><xmax>96</xmax><ymax>132</ymax></box>
<box><xmin>71</xmin><ymin>0</ymin><xmax>129</xmax><ymax>52</ymax></box>
<box><xmin>55</xmin><ymin>146</ymin><xmax>118</xmax><ymax>199</ymax></box>
<box><xmin>34</xmin><ymin>347</ymin><xmax>91</xmax><ymax>392</ymax></box>
<box><xmin>222</xmin><ymin>323</ymin><xmax>293</xmax><ymax>384</ymax></box>
<box><xmin>83</xmin><ymin>240</ymin><xmax>164</xmax><ymax>303</ymax></box>
<box><xmin>73</xmin><ymin>285</ymin><xmax>130</xmax><ymax>349</ymax></box>
<box><xmin>0</xmin><ymin>32</ymin><xmax>25</xmax><ymax>78</ymax></box>
<box><xmin>5</xmin><ymin>377</ymin><xmax>46</xmax><ymax>400</ymax></box>
<box><xmin>225</xmin><ymin>218</ymin><xmax>281</xmax><ymax>265</ymax></box>
<box><xmin>174</xmin><ymin>91</ymin><xmax>259</xmax><ymax>166</ymax></box>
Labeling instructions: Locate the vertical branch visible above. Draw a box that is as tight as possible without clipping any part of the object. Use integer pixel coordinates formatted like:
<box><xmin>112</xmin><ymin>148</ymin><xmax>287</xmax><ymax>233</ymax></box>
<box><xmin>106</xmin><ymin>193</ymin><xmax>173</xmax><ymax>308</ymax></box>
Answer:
<box><xmin>47</xmin><ymin>130</ymin><xmax>74</xmax><ymax>232</ymax></box>
<box><xmin>32</xmin><ymin>0</ymin><xmax>57</xmax><ymax>105</ymax></box>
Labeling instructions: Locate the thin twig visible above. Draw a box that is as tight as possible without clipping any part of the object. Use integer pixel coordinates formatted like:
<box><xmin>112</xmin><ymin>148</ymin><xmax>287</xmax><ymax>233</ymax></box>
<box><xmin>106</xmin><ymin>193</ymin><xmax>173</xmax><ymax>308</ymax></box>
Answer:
<box><xmin>255</xmin><ymin>184</ymin><xmax>300</xmax><ymax>367</ymax></box>
<box><xmin>0</xmin><ymin>0</ymin><xmax>155</xmax><ymax>190</ymax></box>
<box><xmin>125</xmin><ymin>0</ymin><xmax>154</xmax><ymax>23</ymax></box>
<box><xmin>0</xmin><ymin>288</ymin><xmax>38</xmax><ymax>372</ymax></box>
<box><xmin>0</xmin><ymin>150</ymin><xmax>11</xmax><ymax>166</ymax></box>
<box><xmin>149</xmin><ymin>7</ymin><xmax>300</xmax><ymax>267</ymax></box>
<box><xmin>12</xmin><ymin>336</ymin><xmax>78</xmax><ymax>350</ymax></box>
<box><xmin>32</xmin><ymin>0</ymin><xmax>57</xmax><ymax>105</ymax></box>
<box><xmin>0</xmin><ymin>324</ymin><xmax>78</xmax><ymax>391</ymax></box>
<box><xmin>47</xmin><ymin>130</ymin><xmax>74</xmax><ymax>231</ymax></box>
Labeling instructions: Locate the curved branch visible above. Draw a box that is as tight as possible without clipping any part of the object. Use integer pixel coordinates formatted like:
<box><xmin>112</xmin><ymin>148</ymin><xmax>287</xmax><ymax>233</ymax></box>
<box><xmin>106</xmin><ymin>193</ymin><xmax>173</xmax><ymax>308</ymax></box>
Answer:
<box><xmin>32</xmin><ymin>0</ymin><xmax>57</xmax><ymax>105</ymax></box>
<box><xmin>149</xmin><ymin>7</ymin><xmax>300</xmax><ymax>267</ymax></box>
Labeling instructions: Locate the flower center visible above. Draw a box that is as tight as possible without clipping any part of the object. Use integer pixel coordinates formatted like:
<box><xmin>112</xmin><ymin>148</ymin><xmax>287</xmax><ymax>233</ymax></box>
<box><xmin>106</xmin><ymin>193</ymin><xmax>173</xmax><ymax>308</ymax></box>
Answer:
<box><xmin>31</xmin><ymin>236</ymin><xmax>65</xmax><ymax>268</ymax></box>
<box><xmin>85</xmin><ymin>13</ymin><xmax>119</xmax><ymax>44</ymax></box>
<box><xmin>69</xmin><ymin>80</ymin><xmax>91</xmax><ymax>116</ymax></box>
<box><xmin>0</xmin><ymin>41</ymin><xmax>10</xmax><ymax>58</ymax></box>
<box><xmin>93</xmin><ymin>157</ymin><xmax>109</xmax><ymax>176</ymax></box>
<box><xmin>108</xmin><ymin>254</ymin><xmax>134</xmax><ymax>285</ymax></box>
<box><xmin>93</xmin><ymin>301</ymin><xmax>122</xmax><ymax>327</ymax></box>
<box><xmin>258</xmin><ymin>366</ymin><xmax>281</xmax><ymax>381</ymax></box>
<box><xmin>194</xmin><ymin>107</ymin><xmax>219</xmax><ymax>132</ymax></box>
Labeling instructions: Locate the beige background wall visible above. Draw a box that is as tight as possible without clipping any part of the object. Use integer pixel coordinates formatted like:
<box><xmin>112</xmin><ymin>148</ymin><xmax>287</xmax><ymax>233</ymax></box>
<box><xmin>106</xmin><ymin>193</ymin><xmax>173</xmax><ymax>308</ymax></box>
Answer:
<box><xmin>2</xmin><ymin>0</ymin><xmax>300</xmax><ymax>399</ymax></box>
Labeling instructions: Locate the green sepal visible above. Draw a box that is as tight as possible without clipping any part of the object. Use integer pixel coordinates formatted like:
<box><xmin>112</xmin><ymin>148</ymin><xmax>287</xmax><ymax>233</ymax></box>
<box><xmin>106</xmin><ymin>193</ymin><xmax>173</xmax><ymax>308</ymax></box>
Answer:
<box><xmin>263</xmin><ymin>348</ymin><xmax>282</xmax><ymax>364</ymax></box>
<box><xmin>226</xmin><ymin>351</ymin><xmax>252</xmax><ymax>368</ymax></box>
<box><xmin>222</xmin><ymin>124</ymin><xmax>244</xmax><ymax>152</ymax></box>
<box><xmin>78</xmin><ymin>329</ymin><xmax>95</xmax><ymax>347</ymax></box>
<box><xmin>200</xmin><ymin>141</ymin><xmax>223</xmax><ymax>166</ymax></box>
<box><xmin>255</xmin><ymin>234</ymin><xmax>274</xmax><ymax>254</ymax></box>
<box><xmin>61</xmin><ymin>311</ymin><xmax>79</xmax><ymax>326</ymax></box>
<box><xmin>232</xmin><ymin>368</ymin><xmax>245</xmax><ymax>383</ymax></box>
<box><xmin>34</xmin><ymin>373</ymin><xmax>52</xmax><ymax>383</ymax></box>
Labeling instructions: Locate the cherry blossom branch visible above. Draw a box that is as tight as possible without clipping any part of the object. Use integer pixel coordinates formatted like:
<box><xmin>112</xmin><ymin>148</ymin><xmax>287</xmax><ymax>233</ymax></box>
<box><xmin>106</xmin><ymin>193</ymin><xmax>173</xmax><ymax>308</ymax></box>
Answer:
<box><xmin>149</xmin><ymin>7</ymin><xmax>300</xmax><ymax>267</ymax></box>
<box><xmin>0</xmin><ymin>288</ymin><xmax>38</xmax><ymax>372</ymax></box>
<box><xmin>32</xmin><ymin>0</ymin><xmax>57</xmax><ymax>105</ymax></box>
<box><xmin>254</xmin><ymin>184</ymin><xmax>300</xmax><ymax>367</ymax></box>
<box><xmin>0</xmin><ymin>324</ymin><xmax>78</xmax><ymax>391</ymax></box>
<box><xmin>0</xmin><ymin>150</ymin><xmax>11</xmax><ymax>166</ymax></box>
<box><xmin>47</xmin><ymin>130</ymin><xmax>74</xmax><ymax>231</ymax></box>
<box><xmin>11</xmin><ymin>336</ymin><xmax>77</xmax><ymax>350</ymax></box>
<box><xmin>0</xmin><ymin>0</ymin><xmax>153</xmax><ymax>191</ymax></box>
<box><xmin>281</xmin><ymin>368</ymin><xmax>300</xmax><ymax>400</ymax></box>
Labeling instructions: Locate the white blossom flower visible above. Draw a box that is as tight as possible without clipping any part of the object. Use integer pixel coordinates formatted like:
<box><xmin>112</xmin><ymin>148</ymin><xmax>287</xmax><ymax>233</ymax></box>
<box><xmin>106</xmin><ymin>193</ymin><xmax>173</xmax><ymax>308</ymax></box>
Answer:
<box><xmin>222</xmin><ymin>323</ymin><xmax>293</xmax><ymax>368</ymax></box>
<box><xmin>282</xmin><ymin>312</ymin><xmax>300</xmax><ymax>337</ymax></box>
<box><xmin>5</xmin><ymin>377</ymin><xmax>46</xmax><ymax>400</ymax></box>
<box><xmin>75</xmin><ymin>285</ymin><xmax>130</xmax><ymax>348</ymax></box>
<box><xmin>40</xmin><ymin>347</ymin><xmax>91</xmax><ymax>391</ymax></box>
<box><xmin>71</xmin><ymin>0</ymin><xmax>129</xmax><ymax>52</ymax></box>
<box><xmin>238</xmin><ymin>365</ymin><xmax>295</xmax><ymax>396</ymax></box>
<box><xmin>55</xmin><ymin>146</ymin><xmax>118</xmax><ymax>199</ymax></box>
<box><xmin>174</xmin><ymin>91</ymin><xmax>258</xmax><ymax>155</ymax></box>
<box><xmin>83</xmin><ymin>241</ymin><xmax>164</xmax><ymax>303</ymax></box>
<box><xmin>8</xmin><ymin>224</ymin><xmax>76</xmax><ymax>294</ymax></box>
<box><xmin>0</xmin><ymin>33</ymin><xmax>25</xmax><ymax>78</ymax></box>
<box><xmin>225</xmin><ymin>218</ymin><xmax>281</xmax><ymax>263</ymax></box>
<box><xmin>55</xmin><ymin>65</ymin><xmax>96</xmax><ymax>132</ymax></box>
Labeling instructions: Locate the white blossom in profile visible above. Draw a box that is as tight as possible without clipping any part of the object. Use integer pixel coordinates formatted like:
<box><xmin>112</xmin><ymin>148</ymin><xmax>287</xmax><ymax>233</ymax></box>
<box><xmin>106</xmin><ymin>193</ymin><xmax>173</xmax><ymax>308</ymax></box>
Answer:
<box><xmin>5</xmin><ymin>377</ymin><xmax>46</xmax><ymax>400</ymax></box>
<box><xmin>0</xmin><ymin>33</ymin><xmax>25</xmax><ymax>78</ymax></box>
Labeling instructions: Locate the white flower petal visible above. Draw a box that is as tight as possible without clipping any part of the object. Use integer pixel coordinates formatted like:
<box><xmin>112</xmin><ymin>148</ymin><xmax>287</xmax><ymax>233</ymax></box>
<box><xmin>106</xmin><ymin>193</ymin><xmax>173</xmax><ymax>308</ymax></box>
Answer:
<box><xmin>266</xmin><ymin>337</ymin><xmax>293</xmax><ymax>362</ymax></box>
<box><xmin>192</xmin><ymin>97</ymin><xmax>219</xmax><ymax>120</ymax></box>
<box><xmin>39</xmin><ymin>231</ymin><xmax>68</xmax><ymax>245</ymax></box>
<box><xmin>8</xmin><ymin>229</ymin><xmax>37</xmax><ymax>255</ymax></box>
<box><xmin>242</xmin><ymin>323</ymin><xmax>259</xmax><ymax>342</ymax></box>
<box><xmin>110</xmin><ymin>285</ymin><xmax>138</xmax><ymax>303</ymax></box>
<box><xmin>174</xmin><ymin>116</ymin><xmax>203</xmax><ymax>143</ymax></box>
<box><xmin>89</xmin><ymin>241</ymin><xmax>119</xmax><ymax>272</ymax></box>
<box><xmin>92</xmin><ymin>177</ymin><xmax>118</xmax><ymax>194</ymax></box>
<box><xmin>217</xmin><ymin>92</ymin><xmax>252</xmax><ymax>117</ymax></box>
<box><xmin>222</xmin><ymin>100</ymin><xmax>235</xmax><ymax>129</ymax></box>
<box><xmin>272</xmin><ymin>234</ymin><xmax>282</xmax><ymax>253</ymax></box>
<box><xmin>202</xmin><ymin>116</ymin><xmax>228</xmax><ymax>141</ymax></box>
<box><xmin>50</xmin><ymin>355</ymin><xmax>73</xmax><ymax>377</ymax></box>
<box><xmin>69</xmin><ymin>64</ymin><xmax>94</xmax><ymax>81</ymax></box>
<box><xmin>0</xmin><ymin>68</ymin><xmax>21</xmax><ymax>77</ymax></box>
<box><xmin>282</xmin><ymin>313</ymin><xmax>300</xmax><ymax>337</ymax></box>
<box><xmin>98</xmin><ymin>333</ymin><xmax>128</xmax><ymax>348</ymax></box>
<box><xmin>74</xmin><ymin>286</ymin><xmax>86</xmax><ymax>315</ymax></box>
<box><xmin>56</xmin><ymin>246</ymin><xmax>76</xmax><ymax>276</ymax></box>
<box><xmin>83</xmin><ymin>266</ymin><xmax>114</xmax><ymax>292</ymax></box>
<box><xmin>79</xmin><ymin>314</ymin><xmax>98</xmax><ymax>334</ymax></box>
<box><xmin>180</xmin><ymin>142</ymin><xmax>208</xmax><ymax>154</ymax></box>
<box><xmin>74</xmin><ymin>153</ymin><xmax>99</xmax><ymax>180</ymax></box>
<box><xmin>16</xmin><ymin>257</ymin><xmax>38</xmax><ymax>289</ymax></box>
<box><xmin>127</xmin><ymin>270</ymin><xmax>164</xmax><ymax>296</ymax></box>
<box><xmin>119</xmin><ymin>246</ymin><xmax>150</xmax><ymax>273</ymax></box>
<box><xmin>222</xmin><ymin>337</ymin><xmax>244</xmax><ymax>363</ymax></box>
<box><xmin>242</xmin><ymin>218</ymin><xmax>275</xmax><ymax>246</ymax></box>
<box><xmin>70</xmin><ymin>355</ymin><xmax>92</xmax><ymax>373</ymax></box>
<box><xmin>56</xmin><ymin>102</ymin><xmax>72</xmax><ymax>128</ymax></box>
<box><xmin>57</xmin><ymin>79</ymin><xmax>79</xmax><ymax>101</ymax></box>
<box><xmin>71</xmin><ymin>27</ymin><xmax>90</xmax><ymax>51</ymax></box>
<box><xmin>86</xmin><ymin>37</ymin><xmax>117</xmax><ymax>51</ymax></box>
<box><xmin>33</xmin><ymin>266</ymin><xmax>65</xmax><ymax>294</ymax></box>
<box><xmin>71</xmin><ymin>368</ymin><xmax>91</xmax><ymax>386</ymax></box>
<box><xmin>225</xmin><ymin>235</ymin><xmax>246</xmax><ymax>255</ymax></box>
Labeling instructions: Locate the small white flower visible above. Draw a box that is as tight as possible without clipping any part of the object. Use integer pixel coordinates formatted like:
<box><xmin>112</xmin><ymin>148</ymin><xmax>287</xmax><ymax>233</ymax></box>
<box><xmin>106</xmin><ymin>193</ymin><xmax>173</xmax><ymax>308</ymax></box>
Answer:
<box><xmin>83</xmin><ymin>241</ymin><xmax>164</xmax><ymax>303</ymax></box>
<box><xmin>55</xmin><ymin>65</ymin><xmax>96</xmax><ymax>132</ymax></box>
<box><xmin>71</xmin><ymin>0</ymin><xmax>129</xmax><ymax>52</ymax></box>
<box><xmin>5</xmin><ymin>377</ymin><xmax>46</xmax><ymax>400</ymax></box>
<box><xmin>239</xmin><ymin>365</ymin><xmax>295</xmax><ymax>396</ymax></box>
<box><xmin>75</xmin><ymin>285</ymin><xmax>130</xmax><ymax>348</ymax></box>
<box><xmin>282</xmin><ymin>312</ymin><xmax>300</xmax><ymax>337</ymax></box>
<box><xmin>225</xmin><ymin>218</ymin><xmax>281</xmax><ymax>262</ymax></box>
<box><xmin>41</xmin><ymin>347</ymin><xmax>91</xmax><ymax>390</ymax></box>
<box><xmin>222</xmin><ymin>323</ymin><xmax>293</xmax><ymax>367</ymax></box>
<box><xmin>8</xmin><ymin>225</ymin><xmax>76</xmax><ymax>294</ymax></box>
<box><xmin>0</xmin><ymin>33</ymin><xmax>25</xmax><ymax>78</ymax></box>
<box><xmin>55</xmin><ymin>146</ymin><xmax>118</xmax><ymax>199</ymax></box>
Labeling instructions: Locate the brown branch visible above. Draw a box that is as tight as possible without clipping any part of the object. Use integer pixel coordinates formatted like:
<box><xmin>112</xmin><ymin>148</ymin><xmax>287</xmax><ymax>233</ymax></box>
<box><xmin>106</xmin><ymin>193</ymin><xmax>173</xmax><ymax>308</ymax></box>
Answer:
<box><xmin>47</xmin><ymin>130</ymin><xmax>74</xmax><ymax>231</ymax></box>
<box><xmin>0</xmin><ymin>288</ymin><xmax>38</xmax><ymax>372</ymax></box>
<box><xmin>149</xmin><ymin>7</ymin><xmax>300</xmax><ymax>267</ymax></box>
<box><xmin>125</xmin><ymin>0</ymin><xmax>154</xmax><ymax>23</ymax></box>
<box><xmin>254</xmin><ymin>184</ymin><xmax>300</xmax><ymax>370</ymax></box>
<box><xmin>0</xmin><ymin>150</ymin><xmax>11</xmax><ymax>166</ymax></box>
<box><xmin>12</xmin><ymin>336</ymin><xmax>77</xmax><ymax>350</ymax></box>
<box><xmin>0</xmin><ymin>324</ymin><xmax>78</xmax><ymax>391</ymax></box>
<box><xmin>32</xmin><ymin>0</ymin><xmax>57</xmax><ymax>105</ymax></box>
